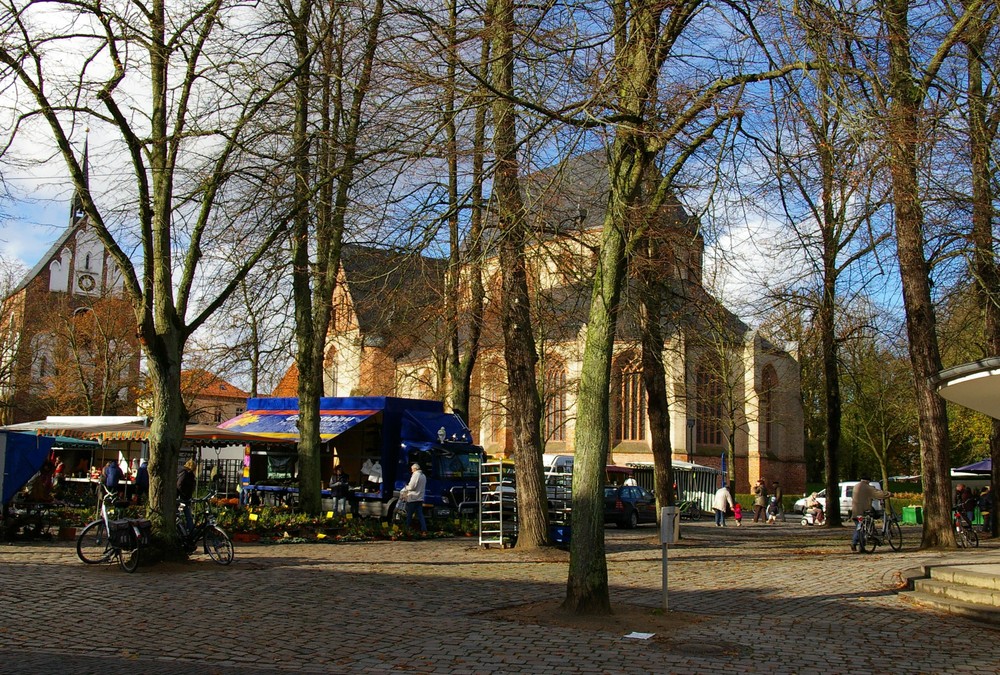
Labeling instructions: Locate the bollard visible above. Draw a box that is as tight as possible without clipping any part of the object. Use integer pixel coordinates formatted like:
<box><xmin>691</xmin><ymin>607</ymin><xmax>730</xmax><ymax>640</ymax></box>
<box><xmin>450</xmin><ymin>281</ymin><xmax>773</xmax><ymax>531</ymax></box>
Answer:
<box><xmin>660</xmin><ymin>506</ymin><xmax>679</xmax><ymax>611</ymax></box>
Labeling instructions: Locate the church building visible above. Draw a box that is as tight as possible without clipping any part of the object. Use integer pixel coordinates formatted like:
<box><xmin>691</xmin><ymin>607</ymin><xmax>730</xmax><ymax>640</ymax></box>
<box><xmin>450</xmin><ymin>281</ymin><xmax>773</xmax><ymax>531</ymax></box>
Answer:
<box><xmin>279</xmin><ymin>153</ymin><xmax>805</xmax><ymax>494</ymax></box>
<box><xmin>0</xmin><ymin>157</ymin><xmax>140</xmax><ymax>423</ymax></box>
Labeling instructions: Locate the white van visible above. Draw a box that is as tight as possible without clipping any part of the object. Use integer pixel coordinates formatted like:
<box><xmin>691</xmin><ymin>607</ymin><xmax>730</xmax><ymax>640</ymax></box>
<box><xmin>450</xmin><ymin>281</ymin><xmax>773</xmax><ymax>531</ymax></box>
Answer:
<box><xmin>541</xmin><ymin>454</ymin><xmax>574</xmax><ymax>478</ymax></box>
<box><xmin>793</xmin><ymin>481</ymin><xmax>882</xmax><ymax>518</ymax></box>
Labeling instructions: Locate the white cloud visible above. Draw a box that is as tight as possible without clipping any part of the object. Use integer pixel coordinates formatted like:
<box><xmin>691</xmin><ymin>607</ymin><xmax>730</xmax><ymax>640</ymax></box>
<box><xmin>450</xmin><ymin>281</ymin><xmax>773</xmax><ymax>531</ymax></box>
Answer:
<box><xmin>703</xmin><ymin>212</ymin><xmax>812</xmax><ymax>324</ymax></box>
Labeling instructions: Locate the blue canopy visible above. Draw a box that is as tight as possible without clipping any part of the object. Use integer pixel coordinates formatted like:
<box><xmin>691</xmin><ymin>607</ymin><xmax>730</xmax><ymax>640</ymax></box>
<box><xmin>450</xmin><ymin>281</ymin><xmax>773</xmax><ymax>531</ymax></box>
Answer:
<box><xmin>955</xmin><ymin>458</ymin><xmax>992</xmax><ymax>474</ymax></box>
<box><xmin>220</xmin><ymin>406</ymin><xmax>378</xmax><ymax>440</ymax></box>
<box><xmin>1</xmin><ymin>431</ymin><xmax>55</xmax><ymax>504</ymax></box>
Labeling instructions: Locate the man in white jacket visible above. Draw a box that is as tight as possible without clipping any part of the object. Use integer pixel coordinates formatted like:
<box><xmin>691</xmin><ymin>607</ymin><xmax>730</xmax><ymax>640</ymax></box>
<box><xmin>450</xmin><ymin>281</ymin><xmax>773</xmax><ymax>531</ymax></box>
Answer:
<box><xmin>712</xmin><ymin>485</ymin><xmax>735</xmax><ymax>527</ymax></box>
<box><xmin>399</xmin><ymin>463</ymin><xmax>427</xmax><ymax>532</ymax></box>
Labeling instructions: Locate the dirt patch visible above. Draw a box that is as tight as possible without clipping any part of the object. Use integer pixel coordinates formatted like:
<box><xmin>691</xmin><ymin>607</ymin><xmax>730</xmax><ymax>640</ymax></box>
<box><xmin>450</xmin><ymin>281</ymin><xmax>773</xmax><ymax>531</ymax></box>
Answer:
<box><xmin>487</xmin><ymin>599</ymin><xmax>702</xmax><ymax>638</ymax></box>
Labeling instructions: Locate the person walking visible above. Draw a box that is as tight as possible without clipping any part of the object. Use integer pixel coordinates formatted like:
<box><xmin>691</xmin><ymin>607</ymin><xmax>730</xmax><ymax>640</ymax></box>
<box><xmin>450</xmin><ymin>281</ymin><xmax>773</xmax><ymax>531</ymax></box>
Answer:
<box><xmin>177</xmin><ymin>459</ymin><xmax>197</xmax><ymax>536</ymax></box>
<box><xmin>399</xmin><ymin>462</ymin><xmax>427</xmax><ymax>532</ymax></box>
<box><xmin>712</xmin><ymin>485</ymin><xmax>735</xmax><ymax>527</ymax></box>
<box><xmin>979</xmin><ymin>486</ymin><xmax>993</xmax><ymax>533</ymax></box>
<box><xmin>752</xmin><ymin>479</ymin><xmax>768</xmax><ymax>523</ymax></box>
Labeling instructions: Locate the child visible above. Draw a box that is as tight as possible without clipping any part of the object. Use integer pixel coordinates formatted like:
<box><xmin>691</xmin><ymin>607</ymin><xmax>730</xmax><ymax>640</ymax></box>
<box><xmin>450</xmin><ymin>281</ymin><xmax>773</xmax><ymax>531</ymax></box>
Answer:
<box><xmin>733</xmin><ymin>501</ymin><xmax>743</xmax><ymax>527</ymax></box>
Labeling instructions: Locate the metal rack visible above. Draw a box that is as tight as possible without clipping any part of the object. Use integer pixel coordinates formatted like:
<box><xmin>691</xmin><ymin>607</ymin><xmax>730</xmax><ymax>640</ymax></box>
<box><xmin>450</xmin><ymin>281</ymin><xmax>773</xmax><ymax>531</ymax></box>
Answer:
<box><xmin>479</xmin><ymin>461</ymin><xmax>517</xmax><ymax>547</ymax></box>
<box><xmin>546</xmin><ymin>473</ymin><xmax>572</xmax><ymax>544</ymax></box>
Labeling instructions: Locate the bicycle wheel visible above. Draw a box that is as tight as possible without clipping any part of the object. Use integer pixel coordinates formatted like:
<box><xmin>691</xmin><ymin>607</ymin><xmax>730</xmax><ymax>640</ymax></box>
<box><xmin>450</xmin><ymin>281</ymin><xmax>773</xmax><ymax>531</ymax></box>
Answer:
<box><xmin>204</xmin><ymin>525</ymin><xmax>234</xmax><ymax>565</ymax></box>
<box><xmin>860</xmin><ymin>523</ymin><xmax>876</xmax><ymax>552</ymax></box>
<box><xmin>887</xmin><ymin>520</ymin><xmax>902</xmax><ymax>551</ymax></box>
<box><xmin>76</xmin><ymin>520</ymin><xmax>112</xmax><ymax>564</ymax></box>
<box><xmin>118</xmin><ymin>544</ymin><xmax>140</xmax><ymax>572</ymax></box>
<box><xmin>963</xmin><ymin>526</ymin><xmax>979</xmax><ymax>549</ymax></box>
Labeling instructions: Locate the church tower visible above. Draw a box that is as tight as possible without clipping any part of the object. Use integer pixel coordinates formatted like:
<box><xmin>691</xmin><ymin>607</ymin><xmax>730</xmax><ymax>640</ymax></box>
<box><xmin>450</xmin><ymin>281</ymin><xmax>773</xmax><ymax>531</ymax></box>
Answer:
<box><xmin>0</xmin><ymin>140</ymin><xmax>138</xmax><ymax>423</ymax></box>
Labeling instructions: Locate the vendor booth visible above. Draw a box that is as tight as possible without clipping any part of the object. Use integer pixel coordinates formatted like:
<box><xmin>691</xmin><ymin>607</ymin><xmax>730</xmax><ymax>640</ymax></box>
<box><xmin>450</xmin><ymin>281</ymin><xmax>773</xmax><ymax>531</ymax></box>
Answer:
<box><xmin>221</xmin><ymin>396</ymin><xmax>483</xmax><ymax>520</ymax></box>
<box><xmin>1</xmin><ymin>431</ymin><xmax>56</xmax><ymax>539</ymax></box>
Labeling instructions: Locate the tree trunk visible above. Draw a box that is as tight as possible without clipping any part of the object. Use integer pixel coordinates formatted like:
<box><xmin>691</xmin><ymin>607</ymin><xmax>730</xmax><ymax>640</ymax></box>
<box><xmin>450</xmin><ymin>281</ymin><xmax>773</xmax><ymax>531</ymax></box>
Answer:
<box><xmin>446</xmin><ymin>3</ymin><xmax>487</xmax><ymax>424</ymax></box>
<box><xmin>564</xmin><ymin>141</ymin><xmax>648</xmax><ymax>614</ymax></box>
<box><xmin>965</xmin><ymin>6</ymin><xmax>1000</xmax><ymax>539</ymax></box>
<box><xmin>489</xmin><ymin>0</ymin><xmax>548</xmax><ymax>549</ymax></box>
<box><xmin>143</xmin><ymin>333</ymin><xmax>187</xmax><ymax>554</ymax></box>
<box><xmin>639</xmin><ymin>246</ymin><xmax>675</xmax><ymax>515</ymax></box>
<box><xmin>881</xmin><ymin>0</ymin><xmax>954</xmax><ymax>548</ymax></box>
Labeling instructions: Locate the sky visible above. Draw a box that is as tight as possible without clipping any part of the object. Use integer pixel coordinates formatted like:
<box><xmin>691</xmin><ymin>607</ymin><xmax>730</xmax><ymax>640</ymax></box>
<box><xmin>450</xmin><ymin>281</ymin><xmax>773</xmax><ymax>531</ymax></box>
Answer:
<box><xmin>2</xmin><ymin>168</ymin><xmax>786</xmax><ymax>322</ymax></box>
<box><xmin>1</xmin><ymin>193</ymin><xmax>74</xmax><ymax>275</ymax></box>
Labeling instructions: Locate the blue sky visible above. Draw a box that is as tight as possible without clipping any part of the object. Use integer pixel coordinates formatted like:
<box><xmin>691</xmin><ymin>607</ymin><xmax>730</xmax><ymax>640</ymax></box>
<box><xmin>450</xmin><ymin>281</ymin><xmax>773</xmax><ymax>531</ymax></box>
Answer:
<box><xmin>2</xmin><ymin>189</ymin><xmax>74</xmax><ymax>272</ymax></box>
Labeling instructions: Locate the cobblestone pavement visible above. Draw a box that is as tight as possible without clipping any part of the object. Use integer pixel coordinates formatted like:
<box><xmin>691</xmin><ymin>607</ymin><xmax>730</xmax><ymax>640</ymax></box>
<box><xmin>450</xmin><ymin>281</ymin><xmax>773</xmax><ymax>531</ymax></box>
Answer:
<box><xmin>2</xmin><ymin>519</ymin><xmax>998</xmax><ymax>674</ymax></box>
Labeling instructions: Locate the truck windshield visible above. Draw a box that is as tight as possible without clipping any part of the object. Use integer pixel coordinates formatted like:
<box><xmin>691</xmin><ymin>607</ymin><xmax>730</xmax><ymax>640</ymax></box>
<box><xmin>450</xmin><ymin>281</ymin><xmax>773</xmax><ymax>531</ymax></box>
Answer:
<box><xmin>438</xmin><ymin>451</ymin><xmax>480</xmax><ymax>480</ymax></box>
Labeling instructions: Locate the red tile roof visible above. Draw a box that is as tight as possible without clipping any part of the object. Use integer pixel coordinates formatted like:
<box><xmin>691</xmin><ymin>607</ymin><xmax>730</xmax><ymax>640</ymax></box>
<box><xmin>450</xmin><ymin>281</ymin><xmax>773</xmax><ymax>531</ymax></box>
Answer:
<box><xmin>180</xmin><ymin>369</ymin><xmax>248</xmax><ymax>400</ymax></box>
<box><xmin>271</xmin><ymin>362</ymin><xmax>299</xmax><ymax>397</ymax></box>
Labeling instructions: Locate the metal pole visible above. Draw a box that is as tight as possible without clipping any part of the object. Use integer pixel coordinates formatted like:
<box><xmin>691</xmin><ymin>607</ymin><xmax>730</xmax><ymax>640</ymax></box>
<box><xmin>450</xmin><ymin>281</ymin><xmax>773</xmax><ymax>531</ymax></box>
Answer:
<box><xmin>661</xmin><ymin>542</ymin><xmax>669</xmax><ymax>611</ymax></box>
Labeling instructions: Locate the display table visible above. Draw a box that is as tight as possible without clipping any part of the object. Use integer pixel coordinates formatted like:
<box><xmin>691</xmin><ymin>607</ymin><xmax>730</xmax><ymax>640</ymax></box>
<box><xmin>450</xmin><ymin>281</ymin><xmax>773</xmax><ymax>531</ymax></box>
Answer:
<box><xmin>241</xmin><ymin>484</ymin><xmax>333</xmax><ymax>508</ymax></box>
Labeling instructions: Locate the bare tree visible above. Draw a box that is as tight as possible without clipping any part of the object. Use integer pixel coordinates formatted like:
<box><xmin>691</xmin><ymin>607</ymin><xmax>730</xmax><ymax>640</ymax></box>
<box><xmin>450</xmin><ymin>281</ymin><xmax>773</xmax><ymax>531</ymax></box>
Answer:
<box><xmin>488</xmin><ymin>0</ymin><xmax>549</xmax><ymax>549</ymax></box>
<box><xmin>961</xmin><ymin>0</ymin><xmax>1000</xmax><ymax>537</ymax></box>
<box><xmin>565</xmin><ymin>1</ymin><xmax>804</xmax><ymax>613</ymax></box>
<box><xmin>743</xmin><ymin>1</ymin><xmax>890</xmax><ymax>527</ymax></box>
<box><xmin>0</xmin><ymin>0</ymin><xmax>306</xmax><ymax>548</ymax></box>
<box><xmin>874</xmin><ymin>0</ymin><xmax>984</xmax><ymax>547</ymax></box>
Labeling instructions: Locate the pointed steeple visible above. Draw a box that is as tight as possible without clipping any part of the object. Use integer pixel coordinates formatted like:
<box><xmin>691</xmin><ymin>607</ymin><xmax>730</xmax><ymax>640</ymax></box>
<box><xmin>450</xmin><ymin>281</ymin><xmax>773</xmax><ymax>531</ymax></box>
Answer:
<box><xmin>68</xmin><ymin>132</ymin><xmax>89</xmax><ymax>226</ymax></box>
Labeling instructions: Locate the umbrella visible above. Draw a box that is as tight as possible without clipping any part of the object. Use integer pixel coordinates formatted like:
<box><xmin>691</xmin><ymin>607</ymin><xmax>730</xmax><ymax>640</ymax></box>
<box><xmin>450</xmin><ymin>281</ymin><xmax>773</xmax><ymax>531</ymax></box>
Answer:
<box><xmin>954</xmin><ymin>458</ymin><xmax>992</xmax><ymax>474</ymax></box>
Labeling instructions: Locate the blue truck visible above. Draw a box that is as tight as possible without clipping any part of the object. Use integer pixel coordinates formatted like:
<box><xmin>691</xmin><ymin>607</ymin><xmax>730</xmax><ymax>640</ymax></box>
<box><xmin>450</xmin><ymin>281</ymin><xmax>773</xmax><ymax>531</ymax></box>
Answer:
<box><xmin>221</xmin><ymin>396</ymin><xmax>483</xmax><ymax>522</ymax></box>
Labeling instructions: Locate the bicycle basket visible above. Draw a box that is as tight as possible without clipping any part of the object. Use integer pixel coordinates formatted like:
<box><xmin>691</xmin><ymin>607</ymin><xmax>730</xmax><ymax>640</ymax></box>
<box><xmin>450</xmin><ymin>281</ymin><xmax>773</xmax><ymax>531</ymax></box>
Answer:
<box><xmin>109</xmin><ymin>519</ymin><xmax>137</xmax><ymax>549</ymax></box>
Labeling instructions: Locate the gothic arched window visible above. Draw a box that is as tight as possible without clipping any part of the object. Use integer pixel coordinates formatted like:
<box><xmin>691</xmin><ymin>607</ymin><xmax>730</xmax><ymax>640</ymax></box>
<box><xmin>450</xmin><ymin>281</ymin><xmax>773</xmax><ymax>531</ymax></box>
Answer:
<box><xmin>614</xmin><ymin>350</ymin><xmax>645</xmax><ymax>442</ymax></box>
<box><xmin>543</xmin><ymin>360</ymin><xmax>567</xmax><ymax>442</ymax></box>
<box><xmin>323</xmin><ymin>346</ymin><xmax>338</xmax><ymax>396</ymax></box>
<box><xmin>696</xmin><ymin>361</ymin><xmax>723</xmax><ymax>447</ymax></box>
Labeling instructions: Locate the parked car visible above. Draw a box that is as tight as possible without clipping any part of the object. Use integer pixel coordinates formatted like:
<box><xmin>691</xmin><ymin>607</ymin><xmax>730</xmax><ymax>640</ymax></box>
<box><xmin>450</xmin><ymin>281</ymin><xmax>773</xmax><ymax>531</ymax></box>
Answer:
<box><xmin>603</xmin><ymin>485</ymin><xmax>657</xmax><ymax>529</ymax></box>
<box><xmin>793</xmin><ymin>481</ymin><xmax>882</xmax><ymax>518</ymax></box>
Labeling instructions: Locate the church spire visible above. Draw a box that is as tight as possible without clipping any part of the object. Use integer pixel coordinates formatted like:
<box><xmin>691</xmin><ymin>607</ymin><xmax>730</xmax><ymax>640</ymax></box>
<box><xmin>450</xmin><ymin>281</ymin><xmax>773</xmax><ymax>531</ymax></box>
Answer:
<box><xmin>69</xmin><ymin>132</ymin><xmax>89</xmax><ymax>226</ymax></box>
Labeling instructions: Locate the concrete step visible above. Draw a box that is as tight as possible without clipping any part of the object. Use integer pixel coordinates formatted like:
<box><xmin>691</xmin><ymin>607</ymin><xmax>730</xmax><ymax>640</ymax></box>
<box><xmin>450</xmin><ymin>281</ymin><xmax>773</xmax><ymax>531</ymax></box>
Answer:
<box><xmin>900</xmin><ymin>563</ymin><xmax>1000</xmax><ymax>624</ymax></box>
<box><xmin>929</xmin><ymin>564</ymin><xmax>1000</xmax><ymax>591</ymax></box>
<box><xmin>899</xmin><ymin>590</ymin><xmax>1000</xmax><ymax>625</ymax></box>
<box><xmin>912</xmin><ymin>577</ymin><xmax>1000</xmax><ymax>606</ymax></box>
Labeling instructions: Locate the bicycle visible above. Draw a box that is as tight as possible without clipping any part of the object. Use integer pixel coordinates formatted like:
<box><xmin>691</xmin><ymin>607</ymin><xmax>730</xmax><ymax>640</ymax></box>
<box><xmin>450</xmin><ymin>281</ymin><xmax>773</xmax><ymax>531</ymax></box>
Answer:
<box><xmin>953</xmin><ymin>508</ymin><xmax>979</xmax><ymax>548</ymax></box>
<box><xmin>677</xmin><ymin>500</ymin><xmax>702</xmax><ymax>520</ymax></box>
<box><xmin>176</xmin><ymin>492</ymin><xmax>234</xmax><ymax>564</ymax></box>
<box><xmin>76</xmin><ymin>485</ymin><xmax>146</xmax><ymax>572</ymax></box>
<box><xmin>856</xmin><ymin>499</ymin><xmax>902</xmax><ymax>553</ymax></box>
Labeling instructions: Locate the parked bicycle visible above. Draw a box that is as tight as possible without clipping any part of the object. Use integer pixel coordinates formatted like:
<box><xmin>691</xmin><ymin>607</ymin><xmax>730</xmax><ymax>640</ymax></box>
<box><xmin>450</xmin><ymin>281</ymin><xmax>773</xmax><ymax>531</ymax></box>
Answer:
<box><xmin>857</xmin><ymin>499</ymin><xmax>902</xmax><ymax>553</ymax></box>
<box><xmin>176</xmin><ymin>492</ymin><xmax>234</xmax><ymax>564</ymax></box>
<box><xmin>953</xmin><ymin>507</ymin><xmax>979</xmax><ymax>548</ymax></box>
<box><xmin>76</xmin><ymin>485</ymin><xmax>147</xmax><ymax>572</ymax></box>
<box><xmin>677</xmin><ymin>500</ymin><xmax>702</xmax><ymax>520</ymax></box>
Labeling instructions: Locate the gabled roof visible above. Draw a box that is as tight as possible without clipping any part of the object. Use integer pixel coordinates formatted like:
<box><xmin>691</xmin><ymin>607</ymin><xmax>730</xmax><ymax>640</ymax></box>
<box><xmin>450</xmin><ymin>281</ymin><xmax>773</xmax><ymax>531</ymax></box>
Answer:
<box><xmin>271</xmin><ymin>362</ymin><xmax>299</xmax><ymax>397</ymax></box>
<box><xmin>339</xmin><ymin>244</ymin><xmax>446</xmax><ymax>357</ymax></box>
<box><xmin>8</xmin><ymin>223</ymin><xmax>79</xmax><ymax>297</ymax></box>
<box><xmin>180</xmin><ymin>369</ymin><xmax>248</xmax><ymax>400</ymax></box>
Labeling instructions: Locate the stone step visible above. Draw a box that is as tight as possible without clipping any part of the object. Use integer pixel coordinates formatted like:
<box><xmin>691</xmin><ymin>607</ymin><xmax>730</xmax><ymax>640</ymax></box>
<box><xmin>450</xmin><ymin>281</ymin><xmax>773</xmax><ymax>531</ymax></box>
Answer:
<box><xmin>929</xmin><ymin>564</ymin><xmax>1000</xmax><ymax>591</ymax></box>
<box><xmin>912</xmin><ymin>577</ymin><xmax>1000</xmax><ymax>607</ymax></box>
<box><xmin>899</xmin><ymin>590</ymin><xmax>1000</xmax><ymax>625</ymax></box>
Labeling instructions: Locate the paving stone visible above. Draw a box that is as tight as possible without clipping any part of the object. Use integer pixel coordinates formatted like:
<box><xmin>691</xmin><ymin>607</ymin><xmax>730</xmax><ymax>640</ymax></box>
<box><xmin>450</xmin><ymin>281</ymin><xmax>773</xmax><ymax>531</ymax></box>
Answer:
<box><xmin>1</xmin><ymin>521</ymin><xmax>998</xmax><ymax>673</ymax></box>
